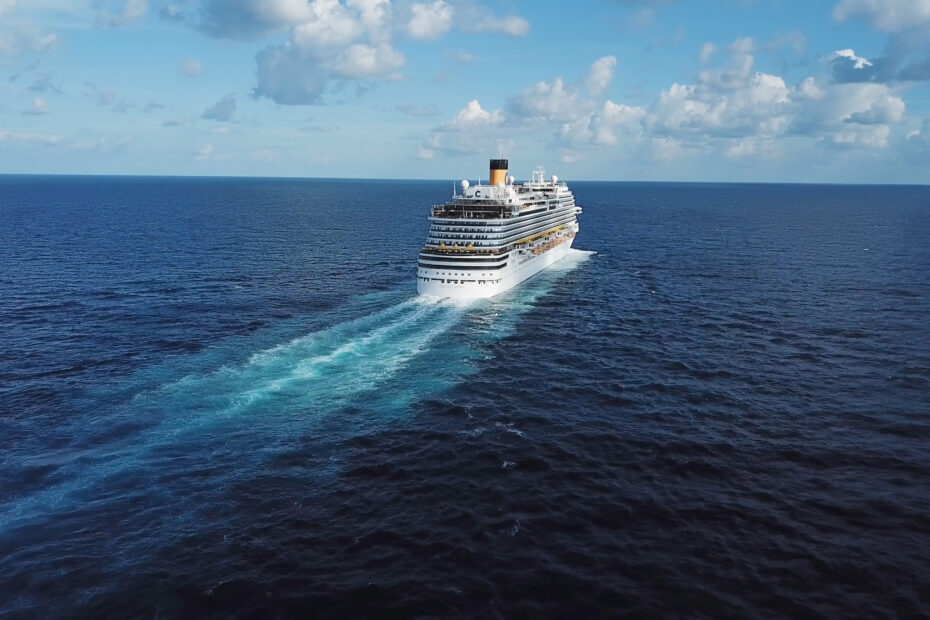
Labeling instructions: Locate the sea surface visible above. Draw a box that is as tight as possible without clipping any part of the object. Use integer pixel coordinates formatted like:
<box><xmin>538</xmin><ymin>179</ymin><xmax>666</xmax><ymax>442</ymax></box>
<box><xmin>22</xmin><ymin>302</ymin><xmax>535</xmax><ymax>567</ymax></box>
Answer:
<box><xmin>1</xmin><ymin>176</ymin><xmax>929</xmax><ymax>617</ymax></box>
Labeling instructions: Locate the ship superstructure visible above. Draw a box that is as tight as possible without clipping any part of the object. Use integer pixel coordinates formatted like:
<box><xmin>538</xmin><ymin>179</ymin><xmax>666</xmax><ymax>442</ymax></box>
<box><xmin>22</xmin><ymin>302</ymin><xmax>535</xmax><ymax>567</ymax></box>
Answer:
<box><xmin>416</xmin><ymin>158</ymin><xmax>582</xmax><ymax>299</ymax></box>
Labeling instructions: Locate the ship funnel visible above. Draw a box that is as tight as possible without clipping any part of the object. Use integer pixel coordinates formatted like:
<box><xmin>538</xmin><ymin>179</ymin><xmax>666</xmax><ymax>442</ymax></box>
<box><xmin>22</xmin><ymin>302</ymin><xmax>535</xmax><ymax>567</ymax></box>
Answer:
<box><xmin>489</xmin><ymin>158</ymin><xmax>508</xmax><ymax>186</ymax></box>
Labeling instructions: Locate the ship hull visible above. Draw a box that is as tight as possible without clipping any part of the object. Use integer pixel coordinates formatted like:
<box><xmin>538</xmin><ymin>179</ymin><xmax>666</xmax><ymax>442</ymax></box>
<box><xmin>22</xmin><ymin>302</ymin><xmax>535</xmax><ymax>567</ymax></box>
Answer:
<box><xmin>417</xmin><ymin>237</ymin><xmax>574</xmax><ymax>299</ymax></box>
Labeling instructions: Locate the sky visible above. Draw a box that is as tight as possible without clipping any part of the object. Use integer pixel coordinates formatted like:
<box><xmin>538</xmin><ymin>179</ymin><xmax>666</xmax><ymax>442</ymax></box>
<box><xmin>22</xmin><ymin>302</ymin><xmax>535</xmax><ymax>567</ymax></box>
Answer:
<box><xmin>2</xmin><ymin>0</ymin><xmax>930</xmax><ymax>182</ymax></box>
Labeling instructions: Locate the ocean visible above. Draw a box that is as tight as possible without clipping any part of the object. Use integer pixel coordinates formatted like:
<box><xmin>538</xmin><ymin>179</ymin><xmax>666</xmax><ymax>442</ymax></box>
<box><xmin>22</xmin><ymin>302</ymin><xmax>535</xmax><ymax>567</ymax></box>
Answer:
<box><xmin>1</xmin><ymin>176</ymin><xmax>929</xmax><ymax>617</ymax></box>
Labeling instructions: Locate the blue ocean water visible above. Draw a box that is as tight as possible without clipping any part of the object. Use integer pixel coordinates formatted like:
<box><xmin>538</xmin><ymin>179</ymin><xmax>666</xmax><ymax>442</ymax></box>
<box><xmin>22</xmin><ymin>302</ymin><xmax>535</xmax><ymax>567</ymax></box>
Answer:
<box><xmin>1</xmin><ymin>176</ymin><xmax>929</xmax><ymax>617</ymax></box>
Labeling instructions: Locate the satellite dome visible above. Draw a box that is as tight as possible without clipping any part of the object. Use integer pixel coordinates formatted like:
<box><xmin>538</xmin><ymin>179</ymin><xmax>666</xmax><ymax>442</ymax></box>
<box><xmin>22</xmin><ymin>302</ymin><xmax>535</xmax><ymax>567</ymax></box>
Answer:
<box><xmin>461</xmin><ymin>179</ymin><xmax>470</xmax><ymax>190</ymax></box>
<box><xmin>551</xmin><ymin>174</ymin><xmax>558</xmax><ymax>184</ymax></box>
<box><xmin>508</xmin><ymin>175</ymin><xmax>515</xmax><ymax>184</ymax></box>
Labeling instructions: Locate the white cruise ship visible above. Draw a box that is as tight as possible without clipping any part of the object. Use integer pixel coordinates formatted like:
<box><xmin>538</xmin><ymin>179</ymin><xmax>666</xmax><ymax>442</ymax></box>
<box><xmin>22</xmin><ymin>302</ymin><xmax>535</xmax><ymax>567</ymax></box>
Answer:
<box><xmin>417</xmin><ymin>158</ymin><xmax>582</xmax><ymax>299</ymax></box>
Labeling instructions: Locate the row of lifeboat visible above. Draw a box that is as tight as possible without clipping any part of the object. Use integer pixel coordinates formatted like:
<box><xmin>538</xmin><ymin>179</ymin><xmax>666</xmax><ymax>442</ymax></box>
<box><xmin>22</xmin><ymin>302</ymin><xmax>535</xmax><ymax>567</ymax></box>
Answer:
<box><xmin>531</xmin><ymin>234</ymin><xmax>571</xmax><ymax>255</ymax></box>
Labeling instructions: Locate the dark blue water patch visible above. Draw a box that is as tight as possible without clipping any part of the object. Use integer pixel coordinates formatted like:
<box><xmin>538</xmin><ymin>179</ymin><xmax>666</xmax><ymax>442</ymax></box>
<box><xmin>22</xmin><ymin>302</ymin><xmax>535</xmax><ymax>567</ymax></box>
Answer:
<box><xmin>1</xmin><ymin>176</ymin><xmax>929</xmax><ymax>617</ymax></box>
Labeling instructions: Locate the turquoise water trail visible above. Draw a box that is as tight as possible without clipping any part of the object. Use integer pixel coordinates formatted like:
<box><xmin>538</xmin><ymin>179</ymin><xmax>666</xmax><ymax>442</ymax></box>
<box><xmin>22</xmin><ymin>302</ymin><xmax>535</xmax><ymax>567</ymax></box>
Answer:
<box><xmin>0</xmin><ymin>250</ymin><xmax>595</xmax><ymax>533</ymax></box>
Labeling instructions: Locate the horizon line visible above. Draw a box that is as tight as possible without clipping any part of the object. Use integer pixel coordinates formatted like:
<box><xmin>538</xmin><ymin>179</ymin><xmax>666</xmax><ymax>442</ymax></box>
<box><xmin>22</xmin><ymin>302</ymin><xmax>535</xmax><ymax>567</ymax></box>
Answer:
<box><xmin>2</xmin><ymin>172</ymin><xmax>929</xmax><ymax>188</ymax></box>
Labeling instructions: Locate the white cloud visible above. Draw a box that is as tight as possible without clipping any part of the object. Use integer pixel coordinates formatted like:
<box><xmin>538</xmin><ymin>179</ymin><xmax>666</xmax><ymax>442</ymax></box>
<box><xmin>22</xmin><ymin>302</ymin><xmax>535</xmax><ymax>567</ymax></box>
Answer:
<box><xmin>698</xmin><ymin>42</ymin><xmax>716</xmax><ymax>64</ymax></box>
<box><xmin>907</xmin><ymin>118</ymin><xmax>930</xmax><ymax>151</ymax></box>
<box><xmin>833</xmin><ymin>0</ymin><xmax>930</xmax><ymax>31</ymax></box>
<box><xmin>462</xmin><ymin>14</ymin><xmax>529</xmax><ymax>37</ymax></box>
<box><xmin>23</xmin><ymin>96</ymin><xmax>48</xmax><ymax>115</ymax></box>
<box><xmin>0</xmin><ymin>25</ymin><xmax>57</xmax><ymax>55</ymax></box>
<box><xmin>179</xmin><ymin>58</ymin><xmax>203</xmax><ymax>77</ymax></box>
<box><xmin>508</xmin><ymin>77</ymin><xmax>591</xmax><ymax>123</ymax></box>
<box><xmin>0</xmin><ymin>130</ymin><xmax>62</xmax><ymax>146</ymax></box>
<box><xmin>594</xmin><ymin>101</ymin><xmax>646</xmax><ymax>145</ymax></box>
<box><xmin>560</xmin><ymin>101</ymin><xmax>645</xmax><ymax>146</ymax></box>
<box><xmin>204</xmin><ymin>0</ymin><xmax>529</xmax><ymax>105</ymax></box>
<box><xmin>202</xmin><ymin>93</ymin><xmax>236</xmax><ymax>121</ymax></box>
<box><xmin>347</xmin><ymin>0</ymin><xmax>391</xmax><ymax>35</ymax></box>
<box><xmin>251</xmin><ymin>0</ymin><xmax>403</xmax><ymax>104</ymax></box>
<box><xmin>728</xmin><ymin>36</ymin><xmax>756</xmax><ymax>56</ymax></box>
<box><xmin>444</xmin><ymin>99</ymin><xmax>503</xmax><ymax>131</ymax></box>
<box><xmin>796</xmin><ymin>76</ymin><xmax>826</xmax><ymax>100</ymax></box>
<box><xmin>628</xmin><ymin>8</ymin><xmax>654</xmax><ymax>29</ymax></box>
<box><xmin>584</xmin><ymin>55</ymin><xmax>617</xmax><ymax>96</ymax></box>
<box><xmin>332</xmin><ymin>42</ymin><xmax>403</xmax><ymax>78</ymax></box>
<box><xmin>290</xmin><ymin>0</ymin><xmax>363</xmax><ymax>54</ymax></box>
<box><xmin>417</xmin><ymin>40</ymin><xmax>913</xmax><ymax>164</ymax></box>
<box><xmin>830</xmin><ymin>48</ymin><xmax>873</xmax><ymax>69</ymax></box>
<box><xmin>196</xmin><ymin>144</ymin><xmax>214</xmax><ymax>160</ymax></box>
<box><xmin>201</xmin><ymin>0</ymin><xmax>315</xmax><ymax>36</ymax></box>
<box><xmin>195</xmin><ymin>143</ymin><xmax>234</xmax><ymax>162</ymax></box>
<box><xmin>407</xmin><ymin>1</ymin><xmax>452</xmax><ymax>40</ymax></box>
<box><xmin>97</xmin><ymin>0</ymin><xmax>147</xmax><ymax>27</ymax></box>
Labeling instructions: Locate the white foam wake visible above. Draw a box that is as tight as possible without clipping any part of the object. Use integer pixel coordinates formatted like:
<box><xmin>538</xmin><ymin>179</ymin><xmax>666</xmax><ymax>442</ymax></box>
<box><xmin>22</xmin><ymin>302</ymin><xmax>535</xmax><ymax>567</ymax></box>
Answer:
<box><xmin>0</xmin><ymin>250</ymin><xmax>596</xmax><ymax>530</ymax></box>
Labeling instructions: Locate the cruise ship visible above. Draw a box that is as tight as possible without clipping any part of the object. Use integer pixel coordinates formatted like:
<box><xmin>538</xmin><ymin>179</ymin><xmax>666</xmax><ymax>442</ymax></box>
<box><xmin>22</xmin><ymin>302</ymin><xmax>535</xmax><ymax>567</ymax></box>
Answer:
<box><xmin>417</xmin><ymin>158</ymin><xmax>582</xmax><ymax>299</ymax></box>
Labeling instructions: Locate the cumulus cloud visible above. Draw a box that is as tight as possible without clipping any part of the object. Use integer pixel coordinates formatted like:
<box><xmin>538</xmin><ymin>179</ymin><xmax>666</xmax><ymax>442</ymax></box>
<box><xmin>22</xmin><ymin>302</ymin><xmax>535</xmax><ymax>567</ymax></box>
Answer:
<box><xmin>248</xmin><ymin>0</ymin><xmax>403</xmax><ymax>104</ymax></box>
<box><xmin>202</xmin><ymin>93</ymin><xmax>237</xmax><ymax>121</ymax></box>
<box><xmin>443</xmin><ymin>99</ymin><xmax>503</xmax><ymax>131</ymax></box>
<box><xmin>407</xmin><ymin>1</ymin><xmax>452</xmax><ymax>40</ymax></box>
<box><xmin>289</xmin><ymin>0</ymin><xmax>365</xmax><ymax>55</ymax></box>
<box><xmin>196</xmin><ymin>0</ymin><xmax>529</xmax><ymax>105</ymax></box>
<box><xmin>97</xmin><ymin>0</ymin><xmax>147</xmax><ymax>28</ymax></box>
<box><xmin>201</xmin><ymin>0</ymin><xmax>316</xmax><ymax>37</ymax></box>
<box><xmin>508</xmin><ymin>77</ymin><xmax>592</xmax><ymax>123</ymax></box>
<box><xmin>179</xmin><ymin>58</ymin><xmax>203</xmax><ymax>76</ymax></box>
<box><xmin>584</xmin><ymin>55</ymin><xmax>617</xmax><ymax>96</ymax></box>
<box><xmin>419</xmin><ymin>39</ymin><xmax>912</xmax><ymax>163</ymax></box>
<box><xmin>560</xmin><ymin>101</ymin><xmax>645</xmax><ymax>146</ymax></box>
<box><xmin>332</xmin><ymin>42</ymin><xmax>403</xmax><ymax>78</ymax></box>
<box><xmin>831</xmin><ymin>48</ymin><xmax>873</xmax><ymax>70</ymax></box>
<box><xmin>829</xmin><ymin>40</ymin><xmax>930</xmax><ymax>84</ymax></box>
<box><xmin>830</xmin><ymin>1</ymin><xmax>930</xmax><ymax>85</ymax></box>
<box><xmin>833</xmin><ymin>0</ymin><xmax>930</xmax><ymax>31</ymax></box>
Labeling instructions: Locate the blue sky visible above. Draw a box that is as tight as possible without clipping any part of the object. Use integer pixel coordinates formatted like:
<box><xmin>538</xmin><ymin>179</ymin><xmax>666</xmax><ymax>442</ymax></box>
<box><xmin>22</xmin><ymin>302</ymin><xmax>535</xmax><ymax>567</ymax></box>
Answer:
<box><xmin>2</xmin><ymin>0</ymin><xmax>930</xmax><ymax>182</ymax></box>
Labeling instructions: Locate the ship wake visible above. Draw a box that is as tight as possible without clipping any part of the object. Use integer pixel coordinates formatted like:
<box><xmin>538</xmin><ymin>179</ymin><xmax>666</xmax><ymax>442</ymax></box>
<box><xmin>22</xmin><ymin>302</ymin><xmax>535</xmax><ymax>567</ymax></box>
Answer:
<box><xmin>0</xmin><ymin>250</ymin><xmax>594</xmax><ymax>532</ymax></box>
